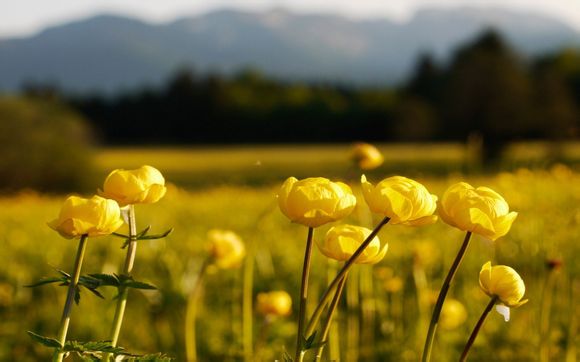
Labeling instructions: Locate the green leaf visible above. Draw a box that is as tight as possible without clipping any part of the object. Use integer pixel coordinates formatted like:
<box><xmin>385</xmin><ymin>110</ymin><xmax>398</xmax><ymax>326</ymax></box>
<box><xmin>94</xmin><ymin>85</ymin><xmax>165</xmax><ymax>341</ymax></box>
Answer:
<box><xmin>64</xmin><ymin>340</ymin><xmax>125</xmax><ymax>354</ymax></box>
<box><xmin>88</xmin><ymin>273</ymin><xmax>120</xmax><ymax>287</ymax></box>
<box><xmin>136</xmin><ymin>225</ymin><xmax>152</xmax><ymax>238</ymax></box>
<box><xmin>24</xmin><ymin>277</ymin><xmax>66</xmax><ymax>288</ymax></box>
<box><xmin>27</xmin><ymin>331</ymin><xmax>62</xmax><ymax>349</ymax></box>
<box><xmin>302</xmin><ymin>331</ymin><xmax>317</xmax><ymax>350</ymax></box>
<box><xmin>138</xmin><ymin>228</ymin><xmax>173</xmax><ymax>240</ymax></box>
<box><xmin>124</xmin><ymin>280</ymin><xmax>157</xmax><ymax>290</ymax></box>
<box><xmin>112</xmin><ymin>232</ymin><xmax>130</xmax><ymax>239</ymax></box>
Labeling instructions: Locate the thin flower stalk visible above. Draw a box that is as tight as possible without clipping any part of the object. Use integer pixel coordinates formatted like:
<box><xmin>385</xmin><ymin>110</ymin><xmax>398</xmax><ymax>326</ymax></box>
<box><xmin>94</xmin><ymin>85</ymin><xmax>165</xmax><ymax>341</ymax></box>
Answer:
<box><xmin>314</xmin><ymin>273</ymin><xmax>348</xmax><ymax>361</ymax></box>
<box><xmin>52</xmin><ymin>234</ymin><xmax>89</xmax><ymax>362</ymax></box>
<box><xmin>184</xmin><ymin>257</ymin><xmax>211</xmax><ymax>362</ymax></box>
<box><xmin>460</xmin><ymin>296</ymin><xmax>498</xmax><ymax>362</ymax></box>
<box><xmin>422</xmin><ymin>231</ymin><xmax>472</xmax><ymax>362</ymax></box>
<box><xmin>103</xmin><ymin>205</ymin><xmax>138</xmax><ymax>361</ymax></box>
<box><xmin>295</xmin><ymin>227</ymin><xmax>314</xmax><ymax>362</ymax></box>
<box><xmin>303</xmin><ymin>216</ymin><xmax>390</xmax><ymax>347</ymax></box>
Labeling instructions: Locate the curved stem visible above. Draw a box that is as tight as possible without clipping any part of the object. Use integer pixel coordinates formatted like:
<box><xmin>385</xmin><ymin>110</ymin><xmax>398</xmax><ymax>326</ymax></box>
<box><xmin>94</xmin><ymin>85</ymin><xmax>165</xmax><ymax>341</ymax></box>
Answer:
<box><xmin>460</xmin><ymin>296</ymin><xmax>497</xmax><ymax>362</ymax></box>
<box><xmin>304</xmin><ymin>216</ymin><xmax>390</xmax><ymax>342</ymax></box>
<box><xmin>52</xmin><ymin>234</ymin><xmax>89</xmax><ymax>362</ymax></box>
<box><xmin>314</xmin><ymin>272</ymin><xmax>348</xmax><ymax>361</ymax></box>
<box><xmin>295</xmin><ymin>227</ymin><xmax>314</xmax><ymax>362</ymax></box>
<box><xmin>102</xmin><ymin>205</ymin><xmax>137</xmax><ymax>362</ymax></box>
<box><xmin>422</xmin><ymin>231</ymin><xmax>472</xmax><ymax>362</ymax></box>
<box><xmin>185</xmin><ymin>258</ymin><xmax>211</xmax><ymax>362</ymax></box>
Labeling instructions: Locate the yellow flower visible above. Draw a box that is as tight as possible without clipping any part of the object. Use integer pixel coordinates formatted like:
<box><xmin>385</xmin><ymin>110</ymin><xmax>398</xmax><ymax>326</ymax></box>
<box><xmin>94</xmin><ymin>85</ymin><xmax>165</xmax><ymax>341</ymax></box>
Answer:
<box><xmin>278</xmin><ymin>177</ymin><xmax>356</xmax><ymax>228</ymax></box>
<box><xmin>351</xmin><ymin>142</ymin><xmax>384</xmax><ymax>170</ymax></box>
<box><xmin>361</xmin><ymin>175</ymin><xmax>438</xmax><ymax>226</ymax></box>
<box><xmin>100</xmin><ymin>165</ymin><xmax>167</xmax><ymax>206</ymax></box>
<box><xmin>439</xmin><ymin>182</ymin><xmax>518</xmax><ymax>241</ymax></box>
<box><xmin>318</xmin><ymin>224</ymin><xmax>387</xmax><ymax>264</ymax></box>
<box><xmin>439</xmin><ymin>298</ymin><xmax>467</xmax><ymax>330</ymax></box>
<box><xmin>479</xmin><ymin>262</ymin><xmax>528</xmax><ymax>308</ymax></box>
<box><xmin>256</xmin><ymin>291</ymin><xmax>292</xmax><ymax>317</ymax></box>
<box><xmin>207</xmin><ymin>229</ymin><xmax>246</xmax><ymax>269</ymax></box>
<box><xmin>48</xmin><ymin>195</ymin><xmax>124</xmax><ymax>239</ymax></box>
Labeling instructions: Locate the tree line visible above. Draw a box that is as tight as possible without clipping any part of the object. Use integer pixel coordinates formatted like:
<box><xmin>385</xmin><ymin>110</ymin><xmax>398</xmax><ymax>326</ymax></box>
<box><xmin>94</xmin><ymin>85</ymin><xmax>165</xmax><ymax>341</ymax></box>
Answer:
<box><xmin>25</xmin><ymin>30</ymin><xmax>580</xmax><ymax>159</ymax></box>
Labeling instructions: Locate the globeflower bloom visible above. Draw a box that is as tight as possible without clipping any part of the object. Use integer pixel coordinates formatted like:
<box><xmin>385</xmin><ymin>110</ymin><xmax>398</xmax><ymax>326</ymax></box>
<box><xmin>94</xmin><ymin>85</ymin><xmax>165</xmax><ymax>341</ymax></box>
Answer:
<box><xmin>439</xmin><ymin>182</ymin><xmax>518</xmax><ymax>241</ymax></box>
<box><xmin>351</xmin><ymin>142</ymin><xmax>384</xmax><ymax>170</ymax></box>
<box><xmin>318</xmin><ymin>224</ymin><xmax>388</xmax><ymax>264</ymax></box>
<box><xmin>479</xmin><ymin>261</ymin><xmax>528</xmax><ymax>308</ymax></box>
<box><xmin>100</xmin><ymin>165</ymin><xmax>167</xmax><ymax>206</ymax></box>
<box><xmin>256</xmin><ymin>291</ymin><xmax>293</xmax><ymax>317</ymax></box>
<box><xmin>361</xmin><ymin>175</ymin><xmax>437</xmax><ymax>226</ymax></box>
<box><xmin>278</xmin><ymin>177</ymin><xmax>356</xmax><ymax>228</ymax></box>
<box><xmin>207</xmin><ymin>229</ymin><xmax>246</xmax><ymax>269</ymax></box>
<box><xmin>48</xmin><ymin>195</ymin><xmax>124</xmax><ymax>238</ymax></box>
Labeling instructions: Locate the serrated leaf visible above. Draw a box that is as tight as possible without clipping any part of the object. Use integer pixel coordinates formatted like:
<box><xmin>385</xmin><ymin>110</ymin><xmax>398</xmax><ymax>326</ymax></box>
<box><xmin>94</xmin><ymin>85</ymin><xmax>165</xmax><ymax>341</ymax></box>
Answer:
<box><xmin>27</xmin><ymin>331</ymin><xmax>62</xmax><ymax>349</ymax></box>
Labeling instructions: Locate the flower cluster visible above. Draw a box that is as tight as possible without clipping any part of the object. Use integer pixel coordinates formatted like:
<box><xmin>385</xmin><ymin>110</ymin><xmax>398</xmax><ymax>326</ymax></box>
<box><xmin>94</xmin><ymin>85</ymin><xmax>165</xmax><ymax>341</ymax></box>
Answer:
<box><xmin>276</xmin><ymin>172</ymin><xmax>526</xmax><ymax>361</ymax></box>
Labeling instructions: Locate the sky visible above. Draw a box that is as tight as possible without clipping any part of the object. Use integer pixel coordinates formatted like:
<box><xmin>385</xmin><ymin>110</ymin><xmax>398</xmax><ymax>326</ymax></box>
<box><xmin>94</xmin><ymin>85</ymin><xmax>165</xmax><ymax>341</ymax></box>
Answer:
<box><xmin>2</xmin><ymin>0</ymin><xmax>580</xmax><ymax>38</ymax></box>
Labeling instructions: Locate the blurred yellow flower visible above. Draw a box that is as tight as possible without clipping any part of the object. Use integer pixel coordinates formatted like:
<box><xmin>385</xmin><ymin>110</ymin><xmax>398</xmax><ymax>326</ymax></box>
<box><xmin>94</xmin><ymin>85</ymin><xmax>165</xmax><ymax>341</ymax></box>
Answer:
<box><xmin>439</xmin><ymin>298</ymin><xmax>467</xmax><ymax>330</ymax></box>
<box><xmin>277</xmin><ymin>177</ymin><xmax>356</xmax><ymax>228</ymax></box>
<box><xmin>351</xmin><ymin>142</ymin><xmax>384</xmax><ymax>170</ymax></box>
<box><xmin>479</xmin><ymin>261</ymin><xmax>528</xmax><ymax>308</ymax></box>
<box><xmin>256</xmin><ymin>291</ymin><xmax>292</xmax><ymax>317</ymax></box>
<box><xmin>318</xmin><ymin>224</ymin><xmax>387</xmax><ymax>264</ymax></box>
<box><xmin>361</xmin><ymin>175</ymin><xmax>438</xmax><ymax>226</ymax></box>
<box><xmin>439</xmin><ymin>182</ymin><xmax>517</xmax><ymax>241</ymax></box>
<box><xmin>207</xmin><ymin>229</ymin><xmax>246</xmax><ymax>269</ymax></box>
<box><xmin>383</xmin><ymin>276</ymin><xmax>404</xmax><ymax>293</ymax></box>
<box><xmin>48</xmin><ymin>195</ymin><xmax>124</xmax><ymax>239</ymax></box>
<box><xmin>100</xmin><ymin>165</ymin><xmax>167</xmax><ymax>206</ymax></box>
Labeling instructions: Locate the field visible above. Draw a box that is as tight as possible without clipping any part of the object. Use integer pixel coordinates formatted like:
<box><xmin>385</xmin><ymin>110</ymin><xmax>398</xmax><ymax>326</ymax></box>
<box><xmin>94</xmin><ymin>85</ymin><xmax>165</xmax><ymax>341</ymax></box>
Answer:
<box><xmin>1</xmin><ymin>144</ymin><xmax>579</xmax><ymax>361</ymax></box>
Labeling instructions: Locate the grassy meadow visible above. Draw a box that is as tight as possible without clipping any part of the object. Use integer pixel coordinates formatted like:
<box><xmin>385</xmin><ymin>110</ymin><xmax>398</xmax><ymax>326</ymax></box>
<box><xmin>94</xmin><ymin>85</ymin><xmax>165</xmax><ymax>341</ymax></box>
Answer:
<box><xmin>1</xmin><ymin>144</ymin><xmax>579</xmax><ymax>361</ymax></box>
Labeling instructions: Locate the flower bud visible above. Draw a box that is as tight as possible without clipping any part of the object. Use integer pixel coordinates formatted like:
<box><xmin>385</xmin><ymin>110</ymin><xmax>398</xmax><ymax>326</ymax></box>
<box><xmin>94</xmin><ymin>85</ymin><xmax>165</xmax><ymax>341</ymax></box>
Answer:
<box><xmin>100</xmin><ymin>165</ymin><xmax>167</xmax><ymax>206</ymax></box>
<box><xmin>318</xmin><ymin>224</ymin><xmax>387</xmax><ymax>264</ymax></box>
<box><xmin>439</xmin><ymin>182</ymin><xmax>517</xmax><ymax>241</ymax></box>
<box><xmin>48</xmin><ymin>195</ymin><xmax>124</xmax><ymax>238</ymax></box>
<box><xmin>351</xmin><ymin>143</ymin><xmax>384</xmax><ymax>170</ymax></box>
<box><xmin>278</xmin><ymin>177</ymin><xmax>356</xmax><ymax>228</ymax></box>
<box><xmin>207</xmin><ymin>229</ymin><xmax>246</xmax><ymax>269</ymax></box>
<box><xmin>256</xmin><ymin>291</ymin><xmax>292</xmax><ymax>317</ymax></box>
<box><xmin>361</xmin><ymin>175</ymin><xmax>437</xmax><ymax>226</ymax></box>
<box><xmin>479</xmin><ymin>261</ymin><xmax>528</xmax><ymax>308</ymax></box>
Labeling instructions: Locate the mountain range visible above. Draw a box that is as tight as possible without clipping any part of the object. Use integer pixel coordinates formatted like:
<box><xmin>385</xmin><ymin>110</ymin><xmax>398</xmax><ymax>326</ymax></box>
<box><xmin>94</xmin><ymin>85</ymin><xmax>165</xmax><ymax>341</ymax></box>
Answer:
<box><xmin>0</xmin><ymin>7</ymin><xmax>579</xmax><ymax>92</ymax></box>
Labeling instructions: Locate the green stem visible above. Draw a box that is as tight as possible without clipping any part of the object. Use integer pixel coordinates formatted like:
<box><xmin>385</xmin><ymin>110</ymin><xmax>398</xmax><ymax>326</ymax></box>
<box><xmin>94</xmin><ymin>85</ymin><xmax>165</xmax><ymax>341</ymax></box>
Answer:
<box><xmin>242</xmin><ymin>237</ymin><xmax>255</xmax><ymax>362</ymax></box>
<box><xmin>52</xmin><ymin>234</ymin><xmax>89</xmax><ymax>362</ymax></box>
<box><xmin>295</xmin><ymin>227</ymin><xmax>315</xmax><ymax>362</ymax></box>
<box><xmin>422</xmin><ymin>231</ymin><xmax>472</xmax><ymax>362</ymax></box>
<box><xmin>460</xmin><ymin>296</ymin><xmax>497</xmax><ymax>362</ymax></box>
<box><xmin>102</xmin><ymin>205</ymin><xmax>137</xmax><ymax>362</ymax></box>
<box><xmin>303</xmin><ymin>216</ymin><xmax>390</xmax><ymax>342</ymax></box>
<box><xmin>185</xmin><ymin>258</ymin><xmax>211</xmax><ymax>362</ymax></box>
<box><xmin>314</xmin><ymin>272</ymin><xmax>348</xmax><ymax>361</ymax></box>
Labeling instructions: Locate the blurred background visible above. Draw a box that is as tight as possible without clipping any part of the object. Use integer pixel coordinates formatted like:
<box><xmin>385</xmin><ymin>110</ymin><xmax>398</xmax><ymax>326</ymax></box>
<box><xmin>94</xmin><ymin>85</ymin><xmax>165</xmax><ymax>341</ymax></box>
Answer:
<box><xmin>0</xmin><ymin>1</ymin><xmax>579</xmax><ymax>361</ymax></box>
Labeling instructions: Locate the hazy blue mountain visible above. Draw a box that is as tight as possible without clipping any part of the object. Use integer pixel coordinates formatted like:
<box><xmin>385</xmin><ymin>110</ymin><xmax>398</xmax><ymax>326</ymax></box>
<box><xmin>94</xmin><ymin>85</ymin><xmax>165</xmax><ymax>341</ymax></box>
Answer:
<box><xmin>0</xmin><ymin>7</ymin><xmax>578</xmax><ymax>92</ymax></box>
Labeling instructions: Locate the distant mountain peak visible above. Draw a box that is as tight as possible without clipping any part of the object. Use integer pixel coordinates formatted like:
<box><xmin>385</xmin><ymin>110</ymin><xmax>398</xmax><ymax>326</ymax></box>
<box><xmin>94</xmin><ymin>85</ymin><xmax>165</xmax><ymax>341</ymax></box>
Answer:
<box><xmin>0</xmin><ymin>7</ymin><xmax>578</xmax><ymax>92</ymax></box>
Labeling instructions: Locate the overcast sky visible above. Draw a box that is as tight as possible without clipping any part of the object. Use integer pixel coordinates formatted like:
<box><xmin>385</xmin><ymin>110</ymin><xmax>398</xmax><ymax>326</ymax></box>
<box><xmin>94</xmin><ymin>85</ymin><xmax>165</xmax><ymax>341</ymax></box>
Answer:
<box><xmin>2</xmin><ymin>0</ymin><xmax>580</xmax><ymax>37</ymax></box>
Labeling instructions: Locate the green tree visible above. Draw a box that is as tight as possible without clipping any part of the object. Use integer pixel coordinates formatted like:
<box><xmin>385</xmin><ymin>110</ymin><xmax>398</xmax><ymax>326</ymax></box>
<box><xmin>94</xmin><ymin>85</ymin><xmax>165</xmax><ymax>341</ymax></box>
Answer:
<box><xmin>0</xmin><ymin>96</ymin><xmax>95</xmax><ymax>192</ymax></box>
<box><xmin>442</xmin><ymin>30</ymin><xmax>532</xmax><ymax>162</ymax></box>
